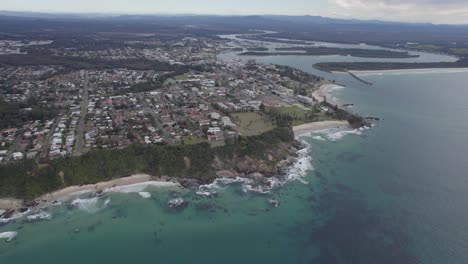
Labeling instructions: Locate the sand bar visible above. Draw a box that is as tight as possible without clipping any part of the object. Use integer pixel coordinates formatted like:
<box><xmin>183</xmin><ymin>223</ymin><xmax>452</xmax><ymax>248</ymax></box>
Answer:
<box><xmin>348</xmin><ymin>68</ymin><xmax>468</xmax><ymax>75</ymax></box>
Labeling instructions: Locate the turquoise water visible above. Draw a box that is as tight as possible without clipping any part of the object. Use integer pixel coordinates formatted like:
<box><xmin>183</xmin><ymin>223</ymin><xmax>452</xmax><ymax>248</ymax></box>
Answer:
<box><xmin>3</xmin><ymin>56</ymin><xmax>468</xmax><ymax>263</ymax></box>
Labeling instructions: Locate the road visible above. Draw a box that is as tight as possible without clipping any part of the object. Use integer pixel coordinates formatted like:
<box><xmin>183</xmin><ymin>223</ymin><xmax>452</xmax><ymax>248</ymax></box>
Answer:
<box><xmin>73</xmin><ymin>70</ymin><xmax>89</xmax><ymax>156</ymax></box>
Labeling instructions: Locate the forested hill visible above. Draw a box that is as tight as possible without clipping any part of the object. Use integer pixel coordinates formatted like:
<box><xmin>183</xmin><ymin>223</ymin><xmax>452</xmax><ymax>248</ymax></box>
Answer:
<box><xmin>0</xmin><ymin>127</ymin><xmax>294</xmax><ymax>200</ymax></box>
<box><xmin>313</xmin><ymin>58</ymin><xmax>468</xmax><ymax>72</ymax></box>
<box><xmin>2</xmin><ymin>13</ymin><xmax>468</xmax><ymax>48</ymax></box>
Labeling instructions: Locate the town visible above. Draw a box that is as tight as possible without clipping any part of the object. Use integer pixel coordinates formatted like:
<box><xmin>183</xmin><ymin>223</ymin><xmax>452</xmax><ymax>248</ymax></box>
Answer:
<box><xmin>0</xmin><ymin>34</ymin><xmax>332</xmax><ymax>164</ymax></box>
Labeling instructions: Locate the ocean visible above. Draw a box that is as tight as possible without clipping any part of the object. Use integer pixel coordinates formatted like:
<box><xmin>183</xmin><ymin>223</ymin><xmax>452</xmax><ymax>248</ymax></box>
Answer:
<box><xmin>2</xmin><ymin>45</ymin><xmax>468</xmax><ymax>263</ymax></box>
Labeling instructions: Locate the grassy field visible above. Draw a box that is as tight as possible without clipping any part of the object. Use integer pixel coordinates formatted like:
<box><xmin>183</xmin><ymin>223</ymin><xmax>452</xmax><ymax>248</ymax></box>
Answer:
<box><xmin>407</xmin><ymin>44</ymin><xmax>443</xmax><ymax>52</ymax></box>
<box><xmin>231</xmin><ymin>112</ymin><xmax>275</xmax><ymax>136</ymax></box>
<box><xmin>450</xmin><ymin>48</ymin><xmax>468</xmax><ymax>56</ymax></box>
<box><xmin>209</xmin><ymin>141</ymin><xmax>226</xmax><ymax>148</ymax></box>
<box><xmin>175</xmin><ymin>74</ymin><xmax>190</xmax><ymax>81</ymax></box>
<box><xmin>182</xmin><ymin>135</ymin><xmax>206</xmax><ymax>145</ymax></box>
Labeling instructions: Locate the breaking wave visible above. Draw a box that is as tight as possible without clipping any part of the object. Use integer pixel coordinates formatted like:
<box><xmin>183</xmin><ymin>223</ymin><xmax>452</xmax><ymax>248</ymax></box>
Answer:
<box><xmin>312</xmin><ymin>126</ymin><xmax>369</xmax><ymax>142</ymax></box>
<box><xmin>0</xmin><ymin>208</ymin><xmax>32</xmax><ymax>224</ymax></box>
<box><xmin>26</xmin><ymin>211</ymin><xmax>52</xmax><ymax>222</ymax></box>
<box><xmin>0</xmin><ymin>231</ymin><xmax>17</xmax><ymax>242</ymax></box>
<box><xmin>104</xmin><ymin>181</ymin><xmax>178</xmax><ymax>194</ymax></box>
<box><xmin>71</xmin><ymin>197</ymin><xmax>110</xmax><ymax>213</ymax></box>
<box><xmin>138</xmin><ymin>192</ymin><xmax>151</xmax><ymax>199</ymax></box>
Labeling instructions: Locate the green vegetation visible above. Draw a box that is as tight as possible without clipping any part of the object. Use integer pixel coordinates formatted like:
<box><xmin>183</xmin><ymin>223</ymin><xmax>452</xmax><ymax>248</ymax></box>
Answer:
<box><xmin>322</xmin><ymin>102</ymin><xmax>369</xmax><ymax>128</ymax></box>
<box><xmin>450</xmin><ymin>48</ymin><xmax>468</xmax><ymax>56</ymax></box>
<box><xmin>0</xmin><ymin>53</ymin><xmax>178</xmax><ymax>71</ymax></box>
<box><xmin>122</xmin><ymin>68</ymin><xmax>190</xmax><ymax>94</ymax></box>
<box><xmin>0</xmin><ymin>100</ymin><xmax>58</xmax><ymax>129</ymax></box>
<box><xmin>230</xmin><ymin>112</ymin><xmax>275</xmax><ymax>136</ymax></box>
<box><xmin>407</xmin><ymin>44</ymin><xmax>443</xmax><ymax>52</ymax></box>
<box><xmin>314</xmin><ymin>58</ymin><xmax>468</xmax><ymax>72</ymax></box>
<box><xmin>0</xmin><ymin>127</ymin><xmax>294</xmax><ymax>200</ymax></box>
<box><xmin>266</xmin><ymin>105</ymin><xmax>323</xmax><ymax>126</ymax></box>
<box><xmin>182</xmin><ymin>135</ymin><xmax>206</xmax><ymax>145</ymax></box>
<box><xmin>213</xmin><ymin>127</ymin><xmax>294</xmax><ymax>160</ymax></box>
<box><xmin>174</xmin><ymin>74</ymin><xmax>190</xmax><ymax>81</ymax></box>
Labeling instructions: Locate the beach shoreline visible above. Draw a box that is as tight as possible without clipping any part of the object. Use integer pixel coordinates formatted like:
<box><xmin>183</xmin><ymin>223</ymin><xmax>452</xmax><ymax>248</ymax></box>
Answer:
<box><xmin>0</xmin><ymin>174</ymin><xmax>180</xmax><ymax>210</ymax></box>
<box><xmin>347</xmin><ymin>67</ymin><xmax>468</xmax><ymax>75</ymax></box>
<box><xmin>312</xmin><ymin>83</ymin><xmax>343</xmax><ymax>106</ymax></box>
<box><xmin>293</xmin><ymin>120</ymin><xmax>350</xmax><ymax>137</ymax></box>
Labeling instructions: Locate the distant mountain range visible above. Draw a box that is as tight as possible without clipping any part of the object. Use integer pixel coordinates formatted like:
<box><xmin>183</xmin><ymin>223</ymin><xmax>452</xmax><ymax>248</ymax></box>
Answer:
<box><xmin>0</xmin><ymin>11</ymin><xmax>468</xmax><ymax>46</ymax></box>
<box><xmin>0</xmin><ymin>10</ymin><xmax>453</xmax><ymax>26</ymax></box>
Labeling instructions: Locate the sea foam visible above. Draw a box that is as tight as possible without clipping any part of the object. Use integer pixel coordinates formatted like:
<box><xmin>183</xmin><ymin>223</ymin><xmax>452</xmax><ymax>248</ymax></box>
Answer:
<box><xmin>138</xmin><ymin>192</ymin><xmax>151</xmax><ymax>199</ymax></box>
<box><xmin>311</xmin><ymin>126</ymin><xmax>369</xmax><ymax>142</ymax></box>
<box><xmin>0</xmin><ymin>208</ymin><xmax>32</xmax><ymax>224</ymax></box>
<box><xmin>71</xmin><ymin>197</ymin><xmax>109</xmax><ymax>213</ymax></box>
<box><xmin>104</xmin><ymin>181</ymin><xmax>178</xmax><ymax>194</ymax></box>
<box><xmin>0</xmin><ymin>231</ymin><xmax>17</xmax><ymax>242</ymax></box>
<box><xmin>26</xmin><ymin>212</ymin><xmax>52</xmax><ymax>222</ymax></box>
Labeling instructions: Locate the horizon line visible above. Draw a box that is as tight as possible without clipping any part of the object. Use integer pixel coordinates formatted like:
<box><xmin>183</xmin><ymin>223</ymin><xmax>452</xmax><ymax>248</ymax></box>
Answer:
<box><xmin>0</xmin><ymin>9</ymin><xmax>466</xmax><ymax>26</ymax></box>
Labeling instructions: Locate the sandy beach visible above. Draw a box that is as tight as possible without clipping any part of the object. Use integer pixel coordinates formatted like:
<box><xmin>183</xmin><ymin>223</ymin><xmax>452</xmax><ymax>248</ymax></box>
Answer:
<box><xmin>0</xmin><ymin>174</ymin><xmax>180</xmax><ymax>210</ymax></box>
<box><xmin>36</xmin><ymin>174</ymin><xmax>180</xmax><ymax>204</ymax></box>
<box><xmin>293</xmin><ymin>120</ymin><xmax>350</xmax><ymax>137</ymax></box>
<box><xmin>312</xmin><ymin>83</ymin><xmax>343</xmax><ymax>106</ymax></box>
<box><xmin>348</xmin><ymin>67</ymin><xmax>468</xmax><ymax>75</ymax></box>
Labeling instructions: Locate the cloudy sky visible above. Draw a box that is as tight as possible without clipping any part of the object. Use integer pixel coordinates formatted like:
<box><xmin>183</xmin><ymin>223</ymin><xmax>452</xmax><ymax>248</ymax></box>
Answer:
<box><xmin>2</xmin><ymin>0</ymin><xmax>468</xmax><ymax>24</ymax></box>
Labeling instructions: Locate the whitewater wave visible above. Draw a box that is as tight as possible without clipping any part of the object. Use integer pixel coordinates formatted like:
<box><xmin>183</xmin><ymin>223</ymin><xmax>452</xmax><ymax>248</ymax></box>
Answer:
<box><xmin>325</xmin><ymin>129</ymin><xmax>363</xmax><ymax>141</ymax></box>
<box><xmin>70</xmin><ymin>197</ymin><xmax>110</xmax><ymax>213</ymax></box>
<box><xmin>286</xmin><ymin>143</ymin><xmax>313</xmax><ymax>184</ymax></box>
<box><xmin>326</xmin><ymin>84</ymin><xmax>345</xmax><ymax>92</ymax></box>
<box><xmin>138</xmin><ymin>192</ymin><xmax>151</xmax><ymax>199</ymax></box>
<box><xmin>310</xmin><ymin>126</ymin><xmax>369</xmax><ymax>142</ymax></box>
<box><xmin>0</xmin><ymin>208</ymin><xmax>32</xmax><ymax>224</ymax></box>
<box><xmin>26</xmin><ymin>211</ymin><xmax>52</xmax><ymax>222</ymax></box>
<box><xmin>197</xmin><ymin>177</ymin><xmax>253</xmax><ymax>196</ymax></box>
<box><xmin>104</xmin><ymin>181</ymin><xmax>178</xmax><ymax>194</ymax></box>
<box><xmin>0</xmin><ymin>231</ymin><xmax>17</xmax><ymax>242</ymax></box>
<box><xmin>312</xmin><ymin>135</ymin><xmax>326</xmax><ymax>141</ymax></box>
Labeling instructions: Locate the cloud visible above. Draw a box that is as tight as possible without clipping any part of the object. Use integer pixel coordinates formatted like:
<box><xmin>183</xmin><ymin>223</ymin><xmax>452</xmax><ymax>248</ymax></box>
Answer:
<box><xmin>329</xmin><ymin>0</ymin><xmax>468</xmax><ymax>24</ymax></box>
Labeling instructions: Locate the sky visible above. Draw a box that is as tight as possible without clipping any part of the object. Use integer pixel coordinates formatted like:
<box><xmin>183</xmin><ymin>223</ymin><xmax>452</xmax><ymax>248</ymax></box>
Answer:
<box><xmin>1</xmin><ymin>0</ymin><xmax>468</xmax><ymax>24</ymax></box>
